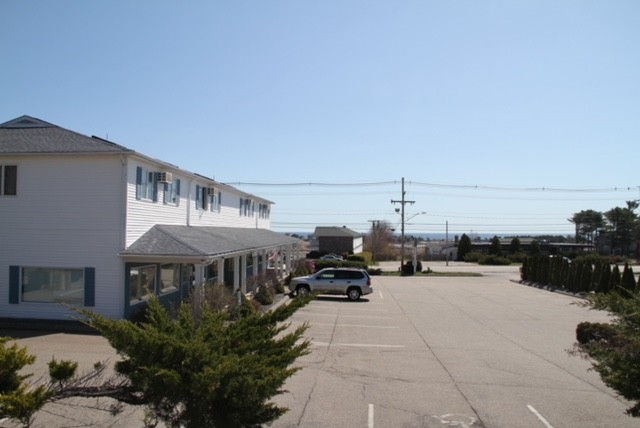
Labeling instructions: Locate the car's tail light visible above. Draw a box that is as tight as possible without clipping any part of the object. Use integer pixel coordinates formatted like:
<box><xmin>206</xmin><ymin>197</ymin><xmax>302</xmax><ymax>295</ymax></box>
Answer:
<box><xmin>367</xmin><ymin>278</ymin><xmax>371</xmax><ymax>286</ymax></box>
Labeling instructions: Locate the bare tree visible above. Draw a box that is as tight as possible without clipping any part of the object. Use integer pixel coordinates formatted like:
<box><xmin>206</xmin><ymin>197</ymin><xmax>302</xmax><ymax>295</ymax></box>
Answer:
<box><xmin>365</xmin><ymin>220</ymin><xmax>396</xmax><ymax>262</ymax></box>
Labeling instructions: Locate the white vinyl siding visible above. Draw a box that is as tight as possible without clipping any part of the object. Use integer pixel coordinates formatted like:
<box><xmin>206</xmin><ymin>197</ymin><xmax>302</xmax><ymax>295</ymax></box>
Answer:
<box><xmin>0</xmin><ymin>155</ymin><xmax>124</xmax><ymax>319</ymax></box>
<box><xmin>126</xmin><ymin>160</ymin><xmax>189</xmax><ymax>246</ymax></box>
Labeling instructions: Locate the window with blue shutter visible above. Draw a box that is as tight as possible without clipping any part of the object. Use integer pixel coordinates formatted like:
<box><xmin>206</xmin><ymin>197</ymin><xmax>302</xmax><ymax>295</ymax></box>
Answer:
<box><xmin>163</xmin><ymin>179</ymin><xmax>180</xmax><ymax>206</ymax></box>
<box><xmin>136</xmin><ymin>167</ymin><xmax>158</xmax><ymax>202</ymax></box>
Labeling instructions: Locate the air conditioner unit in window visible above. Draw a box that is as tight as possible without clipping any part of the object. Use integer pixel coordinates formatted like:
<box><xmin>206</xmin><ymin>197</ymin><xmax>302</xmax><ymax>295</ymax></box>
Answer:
<box><xmin>156</xmin><ymin>172</ymin><xmax>173</xmax><ymax>183</ymax></box>
<box><xmin>206</xmin><ymin>187</ymin><xmax>216</xmax><ymax>195</ymax></box>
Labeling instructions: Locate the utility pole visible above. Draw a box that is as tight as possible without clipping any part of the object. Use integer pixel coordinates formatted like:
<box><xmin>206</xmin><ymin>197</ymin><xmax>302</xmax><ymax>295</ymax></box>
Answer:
<box><xmin>391</xmin><ymin>177</ymin><xmax>415</xmax><ymax>273</ymax></box>
<box><xmin>444</xmin><ymin>220</ymin><xmax>449</xmax><ymax>266</ymax></box>
<box><xmin>367</xmin><ymin>220</ymin><xmax>379</xmax><ymax>263</ymax></box>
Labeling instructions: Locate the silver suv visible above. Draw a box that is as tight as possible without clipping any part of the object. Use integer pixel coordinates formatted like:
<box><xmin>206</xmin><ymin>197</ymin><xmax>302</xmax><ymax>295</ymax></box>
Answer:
<box><xmin>288</xmin><ymin>268</ymin><xmax>373</xmax><ymax>301</ymax></box>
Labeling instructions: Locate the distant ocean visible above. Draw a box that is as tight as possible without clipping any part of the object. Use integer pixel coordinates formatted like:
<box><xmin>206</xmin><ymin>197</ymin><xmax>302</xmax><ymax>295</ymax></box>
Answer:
<box><xmin>281</xmin><ymin>231</ymin><xmax>567</xmax><ymax>240</ymax></box>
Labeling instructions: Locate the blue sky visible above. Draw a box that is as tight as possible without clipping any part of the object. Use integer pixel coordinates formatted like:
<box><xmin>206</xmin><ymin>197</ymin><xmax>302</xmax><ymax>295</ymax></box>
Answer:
<box><xmin>2</xmin><ymin>1</ymin><xmax>639</xmax><ymax>236</ymax></box>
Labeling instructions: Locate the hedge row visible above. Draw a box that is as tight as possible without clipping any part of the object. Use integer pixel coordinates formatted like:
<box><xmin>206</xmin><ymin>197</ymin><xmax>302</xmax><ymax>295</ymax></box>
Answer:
<box><xmin>521</xmin><ymin>255</ymin><xmax>639</xmax><ymax>295</ymax></box>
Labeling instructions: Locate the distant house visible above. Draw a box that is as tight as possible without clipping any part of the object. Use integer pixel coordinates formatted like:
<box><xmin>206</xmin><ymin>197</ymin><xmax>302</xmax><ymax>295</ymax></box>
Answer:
<box><xmin>312</xmin><ymin>226</ymin><xmax>363</xmax><ymax>256</ymax></box>
<box><xmin>0</xmin><ymin>115</ymin><xmax>301</xmax><ymax>322</ymax></box>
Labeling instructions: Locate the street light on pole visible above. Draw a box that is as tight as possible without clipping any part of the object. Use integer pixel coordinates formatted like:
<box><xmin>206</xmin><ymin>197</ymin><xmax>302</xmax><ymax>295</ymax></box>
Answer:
<box><xmin>391</xmin><ymin>178</ymin><xmax>414</xmax><ymax>273</ymax></box>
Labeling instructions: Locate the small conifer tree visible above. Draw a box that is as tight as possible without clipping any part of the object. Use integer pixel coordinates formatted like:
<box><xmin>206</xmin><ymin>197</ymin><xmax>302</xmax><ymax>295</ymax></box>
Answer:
<box><xmin>610</xmin><ymin>265</ymin><xmax>622</xmax><ymax>291</ymax></box>
<box><xmin>621</xmin><ymin>263</ymin><xmax>637</xmax><ymax>295</ymax></box>
<box><xmin>530</xmin><ymin>239</ymin><xmax>541</xmax><ymax>256</ymax></box>
<box><xmin>596</xmin><ymin>263</ymin><xmax>612</xmax><ymax>293</ymax></box>
<box><xmin>81</xmin><ymin>294</ymin><xmax>312</xmax><ymax>428</ymax></box>
<box><xmin>489</xmin><ymin>236</ymin><xmax>502</xmax><ymax>256</ymax></box>
<box><xmin>0</xmin><ymin>338</ymin><xmax>52</xmax><ymax>428</ymax></box>
<box><xmin>457</xmin><ymin>234</ymin><xmax>472</xmax><ymax>261</ymax></box>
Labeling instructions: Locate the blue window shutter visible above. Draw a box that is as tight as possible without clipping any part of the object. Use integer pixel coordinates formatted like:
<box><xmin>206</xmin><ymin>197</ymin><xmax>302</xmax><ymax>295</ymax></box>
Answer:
<box><xmin>152</xmin><ymin>174</ymin><xmax>158</xmax><ymax>202</ymax></box>
<box><xmin>196</xmin><ymin>185</ymin><xmax>201</xmax><ymax>208</ymax></box>
<box><xmin>135</xmin><ymin>167</ymin><xmax>142</xmax><ymax>200</ymax></box>
<box><xmin>176</xmin><ymin>179</ymin><xmax>181</xmax><ymax>196</ymax></box>
<box><xmin>84</xmin><ymin>267</ymin><xmax>95</xmax><ymax>307</ymax></box>
<box><xmin>163</xmin><ymin>183</ymin><xmax>168</xmax><ymax>204</ymax></box>
<box><xmin>9</xmin><ymin>266</ymin><xmax>19</xmax><ymax>304</ymax></box>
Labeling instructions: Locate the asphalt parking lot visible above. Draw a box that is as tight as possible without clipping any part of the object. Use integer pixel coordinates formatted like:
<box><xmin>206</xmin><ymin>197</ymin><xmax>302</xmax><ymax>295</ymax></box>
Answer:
<box><xmin>272</xmin><ymin>263</ymin><xmax>636</xmax><ymax>428</ymax></box>
<box><xmin>2</xmin><ymin>263</ymin><xmax>637</xmax><ymax>428</ymax></box>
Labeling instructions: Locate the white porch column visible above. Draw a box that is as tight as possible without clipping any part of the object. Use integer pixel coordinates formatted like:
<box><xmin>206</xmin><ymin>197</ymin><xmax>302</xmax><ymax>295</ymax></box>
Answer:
<box><xmin>276</xmin><ymin>248</ymin><xmax>283</xmax><ymax>278</ymax></box>
<box><xmin>252</xmin><ymin>251</ymin><xmax>259</xmax><ymax>278</ymax></box>
<box><xmin>240</xmin><ymin>254</ymin><xmax>247</xmax><ymax>293</ymax></box>
<box><xmin>216</xmin><ymin>257</ymin><xmax>224</xmax><ymax>285</ymax></box>
<box><xmin>285</xmin><ymin>245</ymin><xmax>293</xmax><ymax>275</ymax></box>
<box><xmin>233</xmin><ymin>256</ymin><xmax>241</xmax><ymax>292</ymax></box>
<box><xmin>195</xmin><ymin>263</ymin><xmax>206</xmax><ymax>287</ymax></box>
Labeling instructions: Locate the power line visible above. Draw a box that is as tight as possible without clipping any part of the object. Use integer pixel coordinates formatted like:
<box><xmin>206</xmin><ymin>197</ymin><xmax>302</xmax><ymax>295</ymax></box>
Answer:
<box><xmin>226</xmin><ymin>179</ymin><xmax>638</xmax><ymax>193</ymax></box>
<box><xmin>408</xmin><ymin>181</ymin><xmax>639</xmax><ymax>193</ymax></box>
<box><xmin>224</xmin><ymin>180</ymin><xmax>398</xmax><ymax>187</ymax></box>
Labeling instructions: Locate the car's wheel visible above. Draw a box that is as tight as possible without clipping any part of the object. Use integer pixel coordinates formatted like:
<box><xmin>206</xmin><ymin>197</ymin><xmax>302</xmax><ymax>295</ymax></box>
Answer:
<box><xmin>347</xmin><ymin>287</ymin><xmax>361</xmax><ymax>301</ymax></box>
<box><xmin>296</xmin><ymin>285</ymin><xmax>311</xmax><ymax>297</ymax></box>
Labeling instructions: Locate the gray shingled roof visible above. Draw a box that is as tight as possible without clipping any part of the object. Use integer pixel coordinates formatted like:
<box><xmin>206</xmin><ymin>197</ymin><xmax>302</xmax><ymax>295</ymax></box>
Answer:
<box><xmin>121</xmin><ymin>225</ymin><xmax>300</xmax><ymax>258</ymax></box>
<box><xmin>314</xmin><ymin>226</ymin><xmax>362</xmax><ymax>238</ymax></box>
<box><xmin>0</xmin><ymin>115</ymin><xmax>132</xmax><ymax>154</ymax></box>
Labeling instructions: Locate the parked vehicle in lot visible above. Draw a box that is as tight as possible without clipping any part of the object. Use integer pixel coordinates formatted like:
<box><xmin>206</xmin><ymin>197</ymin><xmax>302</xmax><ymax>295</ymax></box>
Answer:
<box><xmin>288</xmin><ymin>267</ymin><xmax>372</xmax><ymax>301</ymax></box>
<box><xmin>319</xmin><ymin>253</ymin><xmax>343</xmax><ymax>261</ymax></box>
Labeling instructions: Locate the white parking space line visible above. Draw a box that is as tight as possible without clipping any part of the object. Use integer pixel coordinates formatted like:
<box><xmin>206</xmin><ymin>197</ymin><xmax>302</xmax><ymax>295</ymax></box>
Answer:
<box><xmin>338</xmin><ymin>314</ymin><xmax>392</xmax><ymax>319</ymax></box>
<box><xmin>527</xmin><ymin>405</ymin><xmax>554</xmax><ymax>428</ymax></box>
<box><xmin>312</xmin><ymin>341</ymin><xmax>405</xmax><ymax>348</ymax></box>
<box><xmin>368</xmin><ymin>403</ymin><xmax>374</xmax><ymax>428</ymax></box>
<box><xmin>378</xmin><ymin>291</ymin><xmax>384</xmax><ymax>299</ymax></box>
<box><xmin>307</xmin><ymin>322</ymin><xmax>399</xmax><ymax>329</ymax></box>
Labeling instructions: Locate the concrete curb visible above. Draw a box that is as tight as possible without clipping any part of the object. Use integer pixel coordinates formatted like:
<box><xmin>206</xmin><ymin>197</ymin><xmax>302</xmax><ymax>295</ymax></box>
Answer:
<box><xmin>511</xmin><ymin>279</ymin><xmax>589</xmax><ymax>300</ymax></box>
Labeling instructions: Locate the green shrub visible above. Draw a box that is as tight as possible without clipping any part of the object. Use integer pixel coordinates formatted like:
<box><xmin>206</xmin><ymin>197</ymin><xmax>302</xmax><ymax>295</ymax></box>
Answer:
<box><xmin>253</xmin><ymin>285</ymin><xmax>275</xmax><ymax>305</ymax></box>
<box><xmin>463</xmin><ymin>252</ymin><xmax>483</xmax><ymax>263</ymax></box>
<box><xmin>573</xmin><ymin>293</ymin><xmax>640</xmax><ymax>417</ymax></box>
<box><xmin>575</xmin><ymin>253</ymin><xmax>609</xmax><ymax>265</ymax></box>
<box><xmin>509</xmin><ymin>252</ymin><xmax>527</xmax><ymax>263</ymax></box>
<box><xmin>610</xmin><ymin>265</ymin><xmax>622</xmax><ymax>290</ymax></box>
<box><xmin>81</xmin><ymin>295</ymin><xmax>313</xmax><ymax>428</ymax></box>
<box><xmin>478</xmin><ymin>255</ymin><xmax>511</xmax><ymax>266</ymax></box>
<box><xmin>274</xmin><ymin>281</ymin><xmax>286</xmax><ymax>294</ymax></box>
<box><xmin>401</xmin><ymin>261</ymin><xmax>423</xmax><ymax>275</ymax></box>
<box><xmin>357</xmin><ymin>252</ymin><xmax>373</xmax><ymax>265</ymax></box>
<box><xmin>621</xmin><ymin>263</ymin><xmax>637</xmax><ymax>295</ymax></box>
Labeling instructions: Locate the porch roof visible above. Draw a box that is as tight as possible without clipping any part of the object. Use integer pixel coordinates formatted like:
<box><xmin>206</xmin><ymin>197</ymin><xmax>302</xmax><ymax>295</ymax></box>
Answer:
<box><xmin>120</xmin><ymin>225</ymin><xmax>300</xmax><ymax>261</ymax></box>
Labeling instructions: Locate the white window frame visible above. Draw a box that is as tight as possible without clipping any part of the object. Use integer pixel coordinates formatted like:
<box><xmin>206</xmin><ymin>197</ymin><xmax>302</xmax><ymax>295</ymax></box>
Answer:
<box><xmin>129</xmin><ymin>264</ymin><xmax>156</xmax><ymax>303</ymax></box>
<box><xmin>209</xmin><ymin>190</ymin><xmax>221</xmax><ymax>212</ymax></box>
<box><xmin>159</xmin><ymin>264</ymin><xmax>180</xmax><ymax>294</ymax></box>
<box><xmin>164</xmin><ymin>179</ymin><xmax>180</xmax><ymax>206</ymax></box>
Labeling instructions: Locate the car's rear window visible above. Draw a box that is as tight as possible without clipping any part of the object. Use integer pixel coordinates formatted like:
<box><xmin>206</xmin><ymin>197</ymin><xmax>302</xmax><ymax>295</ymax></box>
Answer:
<box><xmin>335</xmin><ymin>270</ymin><xmax>364</xmax><ymax>280</ymax></box>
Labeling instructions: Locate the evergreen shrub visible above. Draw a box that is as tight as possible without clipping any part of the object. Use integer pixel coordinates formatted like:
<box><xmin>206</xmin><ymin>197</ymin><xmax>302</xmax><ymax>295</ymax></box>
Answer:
<box><xmin>478</xmin><ymin>255</ymin><xmax>511</xmax><ymax>266</ymax></box>
<box><xmin>463</xmin><ymin>252</ymin><xmax>483</xmax><ymax>263</ymax></box>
